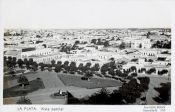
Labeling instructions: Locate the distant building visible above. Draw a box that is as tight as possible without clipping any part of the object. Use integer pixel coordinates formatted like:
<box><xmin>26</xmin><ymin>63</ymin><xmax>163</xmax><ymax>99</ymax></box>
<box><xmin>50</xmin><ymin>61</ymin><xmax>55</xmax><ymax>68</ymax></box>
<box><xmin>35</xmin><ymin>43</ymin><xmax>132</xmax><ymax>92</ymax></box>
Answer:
<box><xmin>131</xmin><ymin>38</ymin><xmax>151</xmax><ymax>49</ymax></box>
<box><xmin>21</xmin><ymin>48</ymin><xmax>57</xmax><ymax>59</ymax></box>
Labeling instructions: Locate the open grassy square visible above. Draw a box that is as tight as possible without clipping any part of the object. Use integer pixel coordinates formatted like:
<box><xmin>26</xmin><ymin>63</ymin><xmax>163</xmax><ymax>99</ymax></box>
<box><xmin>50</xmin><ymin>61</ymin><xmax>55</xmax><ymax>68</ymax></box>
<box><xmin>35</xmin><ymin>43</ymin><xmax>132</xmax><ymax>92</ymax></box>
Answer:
<box><xmin>58</xmin><ymin>74</ymin><xmax>122</xmax><ymax>89</ymax></box>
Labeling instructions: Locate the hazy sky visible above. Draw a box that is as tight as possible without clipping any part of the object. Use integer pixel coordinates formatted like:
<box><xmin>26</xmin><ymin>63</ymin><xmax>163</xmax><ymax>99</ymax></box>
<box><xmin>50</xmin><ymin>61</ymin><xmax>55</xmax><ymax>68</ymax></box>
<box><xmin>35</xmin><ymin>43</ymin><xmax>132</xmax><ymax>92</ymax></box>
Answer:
<box><xmin>1</xmin><ymin>0</ymin><xmax>174</xmax><ymax>29</ymax></box>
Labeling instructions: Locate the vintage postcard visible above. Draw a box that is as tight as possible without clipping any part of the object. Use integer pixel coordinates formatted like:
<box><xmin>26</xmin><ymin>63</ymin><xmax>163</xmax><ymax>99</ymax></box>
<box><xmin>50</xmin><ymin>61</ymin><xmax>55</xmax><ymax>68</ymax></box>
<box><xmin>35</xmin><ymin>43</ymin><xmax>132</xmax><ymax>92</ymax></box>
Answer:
<box><xmin>0</xmin><ymin>0</ymin><xmax>175</xmax><ymax>112</ymax></box>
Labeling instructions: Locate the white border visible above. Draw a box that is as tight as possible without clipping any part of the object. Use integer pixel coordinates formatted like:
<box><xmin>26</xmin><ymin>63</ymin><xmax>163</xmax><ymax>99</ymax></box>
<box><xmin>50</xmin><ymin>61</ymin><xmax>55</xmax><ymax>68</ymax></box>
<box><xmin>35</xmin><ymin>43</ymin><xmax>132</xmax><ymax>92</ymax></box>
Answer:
<box><xmin>0</xmin><ymin>0</ymin><xmax>175</xmax><ymax>112</ymax></box>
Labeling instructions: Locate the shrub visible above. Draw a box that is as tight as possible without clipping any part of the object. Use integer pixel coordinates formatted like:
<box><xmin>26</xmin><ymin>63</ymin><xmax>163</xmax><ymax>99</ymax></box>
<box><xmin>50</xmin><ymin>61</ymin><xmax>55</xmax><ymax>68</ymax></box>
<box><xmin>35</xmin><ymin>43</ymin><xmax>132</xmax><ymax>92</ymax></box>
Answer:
<box><xmin>147</xmin><ymin>68</ymin><xmax>156</xmax><ymax>74</ymax></box>
<box><xmin>130</xmin><ymin>66</ymin><xmax>137</xmax><ymax>72</ymax></box>
<box><xmin>140</xmin><ymin>68</ymin><xmax>146</xmax><ymax>73</ymax></box>
<box><xmin>63</xmin><ymin>71</ymin><xmax>68</xmax><ymax>73</ymax></box>
<box><xmin>116</xmin><ymin>70</ymin><xmax>123</xmax><ymax>76</ymax></box>
<box><xmin>16</xmin><ymin>96</ymin><xmax>32</xmax><ymax>104</ymax></box>
<box><xmin>70</xmin><ymin>71</ymin><xmax>75</xmax><ymax>74</ymax></box>
<box><xmin>150</xmin><ymin>68</ymin><xmax>156</xmax><ymax>73</ymax></box>
<box><xmin>81</xmin><ymin>77</ymin><xmax>88</xmax><ymax>80</ymax></box>
<box><xmin>158</xmin><ymin>69</ymin><xmax>168</xmax><ymax>75</ymax></box>
<box><xmin>153</xmin><ymin>82</ymin><xmax>171</xmax><ymax>103</ymax></box>
<box><xmin>138</xmin><ymin>77</ymin><xmax>150</xmax><ymax>91</ymax></box>
<box><xmin>131</xmin><ymin>73</ymin><xmax>137</xmax><ymax>77</ymax></box>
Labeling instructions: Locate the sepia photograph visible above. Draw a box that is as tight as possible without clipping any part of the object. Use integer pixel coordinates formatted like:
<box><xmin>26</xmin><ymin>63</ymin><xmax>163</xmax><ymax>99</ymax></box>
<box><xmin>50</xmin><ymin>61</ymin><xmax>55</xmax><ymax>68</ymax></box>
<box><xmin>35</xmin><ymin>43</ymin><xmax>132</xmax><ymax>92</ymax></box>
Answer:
<box><xmin>3</xmin><ymin>28</ymin><xmax>171</xmax><ymax>105</ymax></box>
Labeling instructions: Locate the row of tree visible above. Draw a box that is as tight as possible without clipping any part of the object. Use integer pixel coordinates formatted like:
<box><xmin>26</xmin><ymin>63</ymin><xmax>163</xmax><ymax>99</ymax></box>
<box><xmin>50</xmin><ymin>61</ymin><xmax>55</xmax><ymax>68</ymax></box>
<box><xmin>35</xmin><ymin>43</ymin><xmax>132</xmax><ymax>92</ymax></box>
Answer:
<box><xmin>4</xmin><ymin>56</ymin><xmax>137</xmax><ymax>79</ymax></box>
<box><xmin>40</xmin><ymin>60</ymin><xmax>100</xmax><ymax>79</ymax></box>
<box><xmin>6</xmin><ymin>56</ymin><xmax>168</xmax><ymax>79</ymax></box>
<box><xmin>4</xmin><ymin>56</ymin><xmax>38</xmax><ymax>72</ymax></box>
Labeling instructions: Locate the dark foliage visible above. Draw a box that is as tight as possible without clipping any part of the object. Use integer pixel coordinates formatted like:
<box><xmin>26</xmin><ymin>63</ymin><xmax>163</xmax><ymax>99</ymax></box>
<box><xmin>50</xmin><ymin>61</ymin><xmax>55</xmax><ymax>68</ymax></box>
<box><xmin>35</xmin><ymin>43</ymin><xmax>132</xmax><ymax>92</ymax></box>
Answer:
<box><xmin>67</xmin><ymin>77</ymin><xmax>150</xmax><ymax>104</ymax></box>
<box><xmin>153</xmin><ymin>82</ymin><xmax>171</xmax><ymax>103</ymax></box>
<box><xmin>16</xmin><ymin>96</ymin><xmax>32</xmax><ymax>104</ymax></box>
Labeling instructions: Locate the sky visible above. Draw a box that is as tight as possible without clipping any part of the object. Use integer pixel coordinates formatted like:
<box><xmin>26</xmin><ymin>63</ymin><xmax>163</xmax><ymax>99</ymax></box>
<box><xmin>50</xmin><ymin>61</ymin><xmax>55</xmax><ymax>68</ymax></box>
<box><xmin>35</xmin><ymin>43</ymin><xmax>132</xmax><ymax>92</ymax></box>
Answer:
<box><xmin>1</xmin><ymin>0</ymin><xmax>174</xmax><ymax>29</ymax></box>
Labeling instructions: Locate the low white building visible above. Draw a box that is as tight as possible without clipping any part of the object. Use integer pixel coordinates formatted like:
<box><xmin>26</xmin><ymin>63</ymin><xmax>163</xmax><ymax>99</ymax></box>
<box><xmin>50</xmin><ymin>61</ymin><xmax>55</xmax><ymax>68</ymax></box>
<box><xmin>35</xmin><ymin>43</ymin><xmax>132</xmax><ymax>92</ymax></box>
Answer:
<box><xmin>21</xmin><ymin>48</ymin><xmax>57</xmax><ymax>59</ymax></box>
<box><xmin>131</xmin><ymin>38</ymin><xmax>151</xmax><ymax>49</ymax></box>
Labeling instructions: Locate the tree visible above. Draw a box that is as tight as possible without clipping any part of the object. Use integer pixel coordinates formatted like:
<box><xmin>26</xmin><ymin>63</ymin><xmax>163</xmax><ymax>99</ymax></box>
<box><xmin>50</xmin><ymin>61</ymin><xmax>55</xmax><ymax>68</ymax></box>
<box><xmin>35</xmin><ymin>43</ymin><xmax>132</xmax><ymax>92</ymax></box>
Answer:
<box><xmin>91</xmin><ymin>39</ymin><xmax>97</xmax><ymax>44</ymax></box>
<box><xmin>23</xmin><ymin>58</ymin><xmax>29</xmax><ymax>69</ymax></box>
<box><xmin>84</xmin><ymin>62</ymin><xmax>92</xmax><ymax>71</ymax></box>
<box><xmin>17</xmin><ymin>59</ymin><xmax>24</xmax><ymax>68</ymax></box>
<box><xmin>23</xmin><ymin>58</ymin><xmax>28</xmax><ymax>65</ymax></box>
<box><xmin>39</xmin><ymin>63</ymin><xmax>45</xmax><ymax>71</ymax></box>
<box><xmin>86</xmin><ymin>88</ymin><xmax>110</xmax><ymax>104</ymax></box>
<box><xmin>158</xmin><ymin>69</ymin><xmax>168</xmax><ymax>75</ymax></box>
<box><xmin>28</xmin><ymin>58</ymin><xmax>34</xmax><ymax>66</ymax></box>
<box><xmin>7</xmin><ymin>56</ymin><xmax>13</xmax><ymax>68</ymax></box>
<box><xmin>115</xmin><ymin>70</ymin><xmax>123</xmax><ymax>77</ymax></box>
<box><xmin>78</xmin><ymin>63</ymin><xmax>84</xmax><ymax>72</ymax></box>
<box><xmin>26</xmin><ymin>61</ymin><xmax>30</xmax><ymax>69</ymax></box>
<box><xmin>55</xmin><ymin>64</ymin><xmax>62</xmax><ymax>73</ymax></box>
<box><xmin>42</xmin><ymin>44</ymin><xmax>47</xmax><ymax>48</ymax></box>
<box><xmin>130</xmin><ymin>66</ymin><xmax>137</xmax><ymax>72</ymax></box>
<box><xmin>109</xmin><ymin>61</ymin><xmax>116</xmax><ymax>69</ymax></box>
<box><xmin>101</xmin><ymin>64</ymin><xmax>108</xmax><ymax>75</ymax></box>
<box><xmin>91</xmin><ymin>63</ymin><xmax>100</xmax><ymax>72</ymax></box>
<box><xmin>47</xmin><ymin>64</ymin><xmax>52</xmax><ymax>72</ymax></box>
<box><xmin>62</xmin><ymin>61</ymin><xmax>69</xmax><ymax>71</ymax></box>
<box><xmin>4</xmin><ymin>56</ymin><xmax>7</xmax><ymax>66</ymax></box>
<box><xmin>84</xmin><ymin>71</ymin><xmax>93</xmax><ymax>79</ymax></box>
<box><xmin>119</xmin><ymin>78</ymin><xmax>141</xmax><ymax>103</ymax></box>
<box><xmin>57</xmin><ymin>61</ymin><xmax>62</xmax><ymax>65</ymax></box>
<box><xmin>139</xmin><ymin>43</ymin><xmax>142</xmax><ymax>48</ymax></box>
<box><xmin>108</xmin><ymin>68</ymin><xmax>115</xmax><ymax>76</ymax></box>
<box><xmin>119</xmin><ymin>42</ymin><xmax>126</xmax><ymax>49</ymax></box>
<box><xmin>17</xmin><ymin>75</ymin><xmax>29</xmax><ymax>88</ymax></box>
<box><xmin>4</xmin><ymin>31</ymin><xmax>12</xmax><ymax>36</ymax></box>
<box><xmin>147</xmin><ymin>68</ymin><xmax>156</xmax><ymax>74</ymax></box>
<box><xmin>69</xmin><ymin>61</ymin><xmax>77</xmax><ymax>72</ymax></box>
<box><xmin>109</xmin><ymin>57</ymin><xmax>115</xmax><ymax>61</ymax></box>
<box><xmin>12</xmin><ymin>57</ymin><xmax>17</xmax><ymax>68</ymax></box>
<box><xmin>138</xmin><ymin>77</ymin><xmax>150</xmax><ymax>91</ymax></box>
<box><xmin>36</xmin><ymin>35</ymin><xmax>41</xmax><ymax>38</ymax></box>
<box><xmin>67</xmin><ymin>77</ymin><xmax>150</xmax><ymax>104</ymax></box>
<box><xmin>146</xmin><ymin>31</ymin><xmax>151</xmax><ymax>38</ymax></box>
<box><xmin>67</xmin><ymin>91</ymin><xmax>80</xmax><ymax>104</ymax></box>
<box><xmin>140</xmin><ymin>68</ymin><xmax>146</xmax><ymax>73</ymax></box>
<box><xmin>8</xmin><ymin>56</ymin><xmax>12</xmax><ymax>61</ymax></box>
<box><xmin>148</xmin><ymin>59</ymin><xmax>153</xmax><ymax>63</ymax></box>
<box><xmin>75</xmin><ymin>40</ymin><xmax>80</xmax><ymax>45</ymax></box>
<box><xmin>109</xmin><ymin>90</ymin><xmax>124</xmax><ymax>104</ymax></box>
<box><xmin>51</xmin><ymin>60</ymin><xmax>56</xmax><ymax>66</ymax></box>
<box><xmin>60</xmin><ymin>46</ymin><xmax>71</xmax><ymax>53</ymax></box>
<box><xmin>31</xmin><ymin>62</ymin><xmax>38</xmax><ymax>71</ymax></box>
<box><xmin>153</xmin><ymin>82</ymin><xmax>171</xmax><ymax>103</ymax></box>
<box><xmin>67</xmin><ymin>88</ymin><xmax>125</xmax><ymax>104</ymax></box>
<box><xmin>97</xmin><ymin>38</ymin><xmax>103</xmax><ymax>45</ymax></box>
<box><xmin>130</xmin><ymin>72</ymin><xmax>138</xmax><ymax>77</ymax></box>
<box><xmin>104</xmin><ymin>41</ymin><xmax>110</xmax><ymax>47</ymax></box>
<box><xmin>9</xmin><ymin>68</ymin><xmax>16</xmax><ymax>77</ymax></box>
